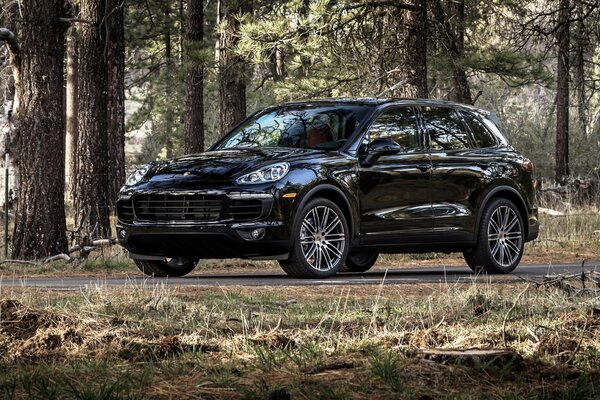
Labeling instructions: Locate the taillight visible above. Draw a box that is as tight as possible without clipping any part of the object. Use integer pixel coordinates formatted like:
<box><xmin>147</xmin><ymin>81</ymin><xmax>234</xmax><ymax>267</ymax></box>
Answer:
<box><xmin>522</xmin><ymin>158</ymin><xmax>534</xmax><ymax>172</ymax></box>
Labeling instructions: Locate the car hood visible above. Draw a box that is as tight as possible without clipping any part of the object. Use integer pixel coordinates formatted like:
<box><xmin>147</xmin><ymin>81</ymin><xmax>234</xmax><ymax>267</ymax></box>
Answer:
<box><xmin>147</xmin><ymin>148</ymin><xmax>323</xmax><ymax>183</ymax></box>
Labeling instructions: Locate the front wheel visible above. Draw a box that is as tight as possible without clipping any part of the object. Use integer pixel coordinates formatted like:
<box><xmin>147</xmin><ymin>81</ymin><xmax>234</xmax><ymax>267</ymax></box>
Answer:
<box><xmin>279</xmin><ymin>198</ymin><xmax>349</xmax><ymax>278</ymax></box>
<box><xmin>464</xmin><ymin>198</ymin><xmax>524</xmax><ymax>274</ymax></box>
<box><xmin>134</xmin><ymin>257</ymin><xmax>196</xmax><ymax>277</ymax></box>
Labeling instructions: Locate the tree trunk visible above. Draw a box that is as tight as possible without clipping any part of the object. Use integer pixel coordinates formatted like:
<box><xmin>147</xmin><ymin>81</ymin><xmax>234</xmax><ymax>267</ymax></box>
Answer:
<box><xmin>65</xmin><ymin>27</ymin><xmax>78</xmax><ymax>201</ymax></box>
<box><xmin>183</xmin><ymin>0</ymin><xmax>204</xmax><ymax>154</ymax></box>
<box><xmin>432</xmin><ymin>0</ymin><xmax>472</xmax><ymax>104</ymax></box>
<box><xmin>11</xmin><ymin>0</ymin><xmax>68</xmax><ymax>259</ymax></box>
<box><xmin>555</xmin><ymin>0</ymin><xmax>570</xmax><ymax>184</ymax></box>
<box><xmin>402</xmin><ymin>0</ymin><xmax>428</xmax><ymax>98</ymax></box>
<box><xmin>106</xmin><ymin>0</ymin><xmax>126</xmax><ymax>209</ymax></box>
<box><xmin>572</xmin><ymin>0</ymin><xmax>587</xmax><ymax>137</ymax></box>
<box><xmin>164</xmin><ymin>5</ymin><xmax>174</xmax><ymax>159</ymax></box>
<box><xmin>218</xmin><ymin>0</ymin><xmax>250</xmax><ymax>133</ymax></box>
<box><xmin>449</xmin><ymin>0</ymin><xmax>471</xmax><ymax>104</ymax></box>
<box><xmin>75</xmin><ymin>0</ymin><xmax>111</xmax><ymax>238</ymax></box>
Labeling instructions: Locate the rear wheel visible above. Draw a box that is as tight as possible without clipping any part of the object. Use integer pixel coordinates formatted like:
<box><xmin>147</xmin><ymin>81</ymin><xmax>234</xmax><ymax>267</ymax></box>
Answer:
<box><xmin>340</xmin><ymin>252</ymin><xmax>378</xmax><ymax>272</ymax></box>
<box><xmin>279</xmin><ymin>198</ymin><xmax>349</xmax><ymax>278</ymax></box>
<box><xmin>464</xmin><ymin>198</ymin><xmax>524</xmax><ymax>274</ymax></box>
<box><xmin>134</xmin><ymin>257</ymin><xmax>196</xmax><ymax>277</ymax></box>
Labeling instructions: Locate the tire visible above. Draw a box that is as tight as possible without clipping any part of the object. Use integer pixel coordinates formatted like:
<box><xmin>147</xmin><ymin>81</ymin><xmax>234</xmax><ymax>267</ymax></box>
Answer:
<box><xmin>279</xmin><ymin>198</ymin><xmax>349</xmax><ymax>278</ymax></box>
<box><xmin>464</xmin><ymin>198</ymin><xmax>525</xmax><ymax>274</ymax></box>
<box><xmin>134</xmin><ymin>257</ymin><xmax>196</xmax><ymax>277</ymax></box>
<box><xmin>340</xmin><ymin>252</ymin><xmax>379</xmax><ymax>272</ymax></box>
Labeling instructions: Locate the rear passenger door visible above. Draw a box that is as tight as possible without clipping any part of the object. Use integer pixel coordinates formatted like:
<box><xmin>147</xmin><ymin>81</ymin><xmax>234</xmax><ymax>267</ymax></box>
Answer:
<box><xmin>420</xmin><ymin>106</ymin><xmax>487</xmax><ymax>242</ymax></box>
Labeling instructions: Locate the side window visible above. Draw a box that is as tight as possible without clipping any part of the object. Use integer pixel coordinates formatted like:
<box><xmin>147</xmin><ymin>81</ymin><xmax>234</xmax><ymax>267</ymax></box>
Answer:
<box><xmin>365</xmin><ymin>108</ymin><xmax>420</xmax><ymax>151</ymax></box>
<box><xmin>461</xmin><ymin>112</ymin><xmax>498</xmax><ymax>148</ymax></box>
<box><xmin>422</xmin><ymin>107</ymin><xmax>472</xmax><ymax>151</ymax></box>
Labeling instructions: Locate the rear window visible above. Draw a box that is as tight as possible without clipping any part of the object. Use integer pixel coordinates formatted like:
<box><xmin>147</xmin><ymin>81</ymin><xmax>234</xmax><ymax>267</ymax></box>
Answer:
<box><xmin>421</xmin><ymin>106</ymin><xmax>472</xmax><ymax>151</ymax></box>
<box><xmin>461</xmin><ymin>112</ymin><xmax>498</xmax><ymax>148</ymax></box>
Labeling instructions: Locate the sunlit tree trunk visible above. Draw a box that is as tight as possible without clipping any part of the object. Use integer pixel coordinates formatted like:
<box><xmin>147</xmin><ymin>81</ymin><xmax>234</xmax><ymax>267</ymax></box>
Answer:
<box><xmin>65</xmin><ymin>26</ymin><xmax>79</xmax><ymax>201</ymax></box>
<box><xmin>11</xmin><ymin>0</ymin><xmax>68</xmax><ymax>259</ymax></box>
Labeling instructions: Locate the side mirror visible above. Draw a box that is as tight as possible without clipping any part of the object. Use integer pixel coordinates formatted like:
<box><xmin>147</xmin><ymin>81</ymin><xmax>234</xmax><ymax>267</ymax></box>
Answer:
<box><xmin>362</xmin><ymin>137</ymin><xmax>401</xmax><ymax>166</ymax></box>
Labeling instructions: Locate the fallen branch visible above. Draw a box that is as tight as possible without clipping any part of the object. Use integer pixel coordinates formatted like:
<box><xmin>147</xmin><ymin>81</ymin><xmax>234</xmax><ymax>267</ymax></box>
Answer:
<box><xmin>0</xmin><ymin>237</ymin><xmax>119</xmax><ymax>266</ymax></box>
<box><xmin>415</xmin><ymin>348</ymin><xmax>522</xmax><ymax>367</ymax></box>
<box><xmin>0</xmin><ymin>259</ymin><xmax>38</xmax><ymax>266</ymax></box>
<box><xmin>44</xmin><ymin>254</ymin><xmax>72</xmax><ymax>263</ymax></box>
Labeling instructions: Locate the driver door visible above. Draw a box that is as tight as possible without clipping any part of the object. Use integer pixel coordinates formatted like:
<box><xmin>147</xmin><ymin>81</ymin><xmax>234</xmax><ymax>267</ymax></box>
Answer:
<box><xmin>358</xmin><ymin>107</ymin><xmax>433</xmax><ymax>244</ymax></box>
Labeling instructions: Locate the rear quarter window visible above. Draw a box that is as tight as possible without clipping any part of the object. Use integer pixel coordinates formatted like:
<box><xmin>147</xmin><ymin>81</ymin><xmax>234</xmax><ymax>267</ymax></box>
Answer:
<box><xmin>421</xmin><ymin>106</ymin><xmax>472</xmax><ymax>151</ymax></box>
<box><xmin>461</xmin><ymin>112</ymin><xmax>499</xmax><ymax>148</ymax></box>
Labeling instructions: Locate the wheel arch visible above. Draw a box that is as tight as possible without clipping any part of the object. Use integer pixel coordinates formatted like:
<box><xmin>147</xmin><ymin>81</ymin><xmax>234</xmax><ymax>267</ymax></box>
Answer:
<box><xmin>294</xmin><ymin>183</ymin><xmax>355</xmax><ymax>241</ymax></box>
<box><xmin>474</xmin><ymin>185</ymin><xmax>529</xmax><ymax>241</ymax></box>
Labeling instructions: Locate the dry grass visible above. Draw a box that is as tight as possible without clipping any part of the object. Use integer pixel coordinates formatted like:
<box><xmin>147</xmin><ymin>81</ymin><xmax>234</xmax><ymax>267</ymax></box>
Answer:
<box><xmin>1</xmin><ymin>275</ymin><xmax>599</xmax><ymax>399</ymax></box>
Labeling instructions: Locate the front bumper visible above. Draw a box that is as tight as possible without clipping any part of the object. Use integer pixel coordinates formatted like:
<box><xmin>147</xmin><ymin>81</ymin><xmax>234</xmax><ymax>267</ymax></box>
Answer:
<box><xmin>117</xmin><ymin>220</ymin><xmax>292</xmax><ymax>260</ymax></box>
<box><xmin>116</xmin><ymin>187</ymin><xmax>297</xmax><ymax>260</ymax></box>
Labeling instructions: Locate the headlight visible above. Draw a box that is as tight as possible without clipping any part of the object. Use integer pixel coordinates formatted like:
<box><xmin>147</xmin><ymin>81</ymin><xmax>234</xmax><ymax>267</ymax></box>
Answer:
<box><xmin>236</xmin><ymin>162</ymin><xmax>290</xmax><ymax>185</ymax></box>
<box><xmin>125</xmin><ymin>164</ymin><xmax>150</xmax><ymax>187</ymax></box>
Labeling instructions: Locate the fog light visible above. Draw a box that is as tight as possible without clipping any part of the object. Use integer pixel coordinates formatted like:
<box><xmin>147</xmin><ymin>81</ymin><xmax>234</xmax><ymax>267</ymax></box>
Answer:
<box><xmin>118</xmin><ymin>229</ymin><xmax>126</xmax><ymax>239</ymax></box>
<box><xmin>251</xmin><ymin>228</ymin><xmax>265</xmax><ymax>240</ymax></box>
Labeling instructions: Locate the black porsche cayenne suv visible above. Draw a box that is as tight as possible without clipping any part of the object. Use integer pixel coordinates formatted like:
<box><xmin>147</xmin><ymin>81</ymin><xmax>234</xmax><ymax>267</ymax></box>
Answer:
<box><xmin>117</xmin><ymin>98</ymin><xmax>539</xmax><ymax>278</ymax></box>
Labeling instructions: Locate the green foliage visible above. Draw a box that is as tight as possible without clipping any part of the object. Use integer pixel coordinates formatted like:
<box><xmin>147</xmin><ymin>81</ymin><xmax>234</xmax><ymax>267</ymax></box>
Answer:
<box><xmin>121</xmin><ymin>0</ymin><xmax>600</xmax><ymax>180</ymax></box>
<box><xmin>563</xmin><ymin>374</ymin><xmax>595</xmax><ymax>400</ymax></box>
<box><xmin>370</xmin><ymin>350</ymin><xmax>404</xmax><ymax>392</ymax></box>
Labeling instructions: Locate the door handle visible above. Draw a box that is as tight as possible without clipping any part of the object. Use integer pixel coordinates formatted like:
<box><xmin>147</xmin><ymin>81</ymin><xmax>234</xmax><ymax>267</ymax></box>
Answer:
<box><xmin>416</xmin><ymin>164</ymin><xmax>432</xmax><ymax>172</ymax></box>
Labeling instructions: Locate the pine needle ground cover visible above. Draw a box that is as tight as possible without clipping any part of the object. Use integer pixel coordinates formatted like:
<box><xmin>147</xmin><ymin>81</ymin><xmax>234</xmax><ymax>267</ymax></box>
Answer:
<box><xmin>1</xmin><ymin>277</ymin><xmax>599</xmax><ymax>399</ymax></box>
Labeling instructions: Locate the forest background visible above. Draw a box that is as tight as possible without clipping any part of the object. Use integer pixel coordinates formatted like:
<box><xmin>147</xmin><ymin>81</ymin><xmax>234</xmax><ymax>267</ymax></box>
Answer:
<box><xmin>0</xmin><ymin>0</ymin><xmax>599</xmax><ymax>259</ymax></box>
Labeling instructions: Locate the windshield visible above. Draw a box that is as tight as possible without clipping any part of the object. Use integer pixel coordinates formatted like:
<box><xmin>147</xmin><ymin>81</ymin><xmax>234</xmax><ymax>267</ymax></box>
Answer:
<box><xmin>215</xmin><ymin>105</ymin><xmax>371</xmax><ymax>150</ymax></box>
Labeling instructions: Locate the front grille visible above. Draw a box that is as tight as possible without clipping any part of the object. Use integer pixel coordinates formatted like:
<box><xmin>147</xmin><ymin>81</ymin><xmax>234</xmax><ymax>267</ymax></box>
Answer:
<box><xmin>133</xmin><ymin>194</ymin><xmax>222</xmax><ymax>221</ymax></box>
<box><xmin>229</xmin><ymin>200</ymin><xmax>263</xmax><ymax>221</ymax></box>
<box><xmin>116</xmin><ymin>199</ymin><xmax>134</xmax><ymax>223</ymax></box>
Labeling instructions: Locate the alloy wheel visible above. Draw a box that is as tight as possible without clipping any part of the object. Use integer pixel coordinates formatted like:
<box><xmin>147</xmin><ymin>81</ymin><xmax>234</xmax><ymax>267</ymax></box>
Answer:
<box><xmin>487</xmin><ymin>205</ymin><xmax>523</xmax><ymax>268</ymax></box>
<box><xmin>300</xmin><ymin>205</ymin><xmax>346</xmax><ymax>271</ymax></box>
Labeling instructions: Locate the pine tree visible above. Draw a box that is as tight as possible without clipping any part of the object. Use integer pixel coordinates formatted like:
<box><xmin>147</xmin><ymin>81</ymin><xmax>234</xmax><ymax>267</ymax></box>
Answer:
<box><xmin>107</xmin><ymin>0</ymin><xmax>126</xmax><ymax>208</ymax></box>
<box><xmin>184</xmin><ymin>0</ymin><xmax>205</xmax><ymax>154</ymax></box>
<box><xmin>10</xmin><ymin>0</ymin><xmax>68</xmax><ymax>259</ymax></box>
<box><xmin>555</xmin><ymin>0</ymin><xmax>570</xmax><ymax>184</ymax></box>
<box><xmin>218</xmin><ymin>0</ymin><xmax>251</xmax><ymax>133</ymax></box>
<box><xmin>74</xmin><ymin>0</ymin><xmax>111</xmax><ymax>238</ymax></box>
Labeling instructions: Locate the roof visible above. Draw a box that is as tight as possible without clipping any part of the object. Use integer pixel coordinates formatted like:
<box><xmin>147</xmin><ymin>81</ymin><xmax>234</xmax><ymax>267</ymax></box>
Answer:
<box><xmin>276</xmin><ymin>97</ymin><xmax>492</xmax><ymax>116</ymax></box>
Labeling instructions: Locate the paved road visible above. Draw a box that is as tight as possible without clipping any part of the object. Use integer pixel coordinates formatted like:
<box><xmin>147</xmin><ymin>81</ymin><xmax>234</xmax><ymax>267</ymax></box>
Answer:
<box><xmin>0</xmin><ymin>262</ymin><xmax>597</xmax><ymax>289</ymax></box>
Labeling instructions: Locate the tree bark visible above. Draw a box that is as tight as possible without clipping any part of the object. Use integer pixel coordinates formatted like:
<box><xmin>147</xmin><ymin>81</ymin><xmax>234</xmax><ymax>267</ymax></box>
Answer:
<box><xmin>164</xmin><ymin>4</ymin><xmax>174</xmax><ymax>159</ymax></box>
<box><xmin>106</xmin><ymin>0</ymin><xmax>126</xmax><ymax>209</ymax></box>
<box><xmin>572</xmin><ymin>0</ymin><xmax>587</xmax><ymax>137</ymax></box>
<box><xmin>183</xmin><ymin>0</ymin><xmax>204</xmax><ymax>154</ymax></box>
<box><xmin>75</xmin><ymin>0</ymin><xmax>111</xmax><ymax>238</ymax></box>
<box><xmin>218</xmin><ymin>0</ymin><xmax>250</xmax><ymax>133</ymax></box>
<box><xmin>449</xmin><ymin>0</ymin><xmax>471</xmax><ymax>104</ymax></box>
<box><xmin>11</xmin><ymin>0</ymin><xmax>68</xmax><ymax>259</ymax></box>
<box><xmin>555</xmin><ymin>0</ymin><xmax>570</xmax><ymax>184</ymax></box>
<box><xmin>65</xmin><ymin>27</ymin><xmax>78</xmax><ymax>200</ymax></box>
<box><xmin>432</xmin><ymin>0</ymin><xmax>472</xmax><ymax>104</ymax></box>
<box><xmin>402</xmin><ymin>0</ymin><xmax>428</xmax><ymax>98</ymax></box>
